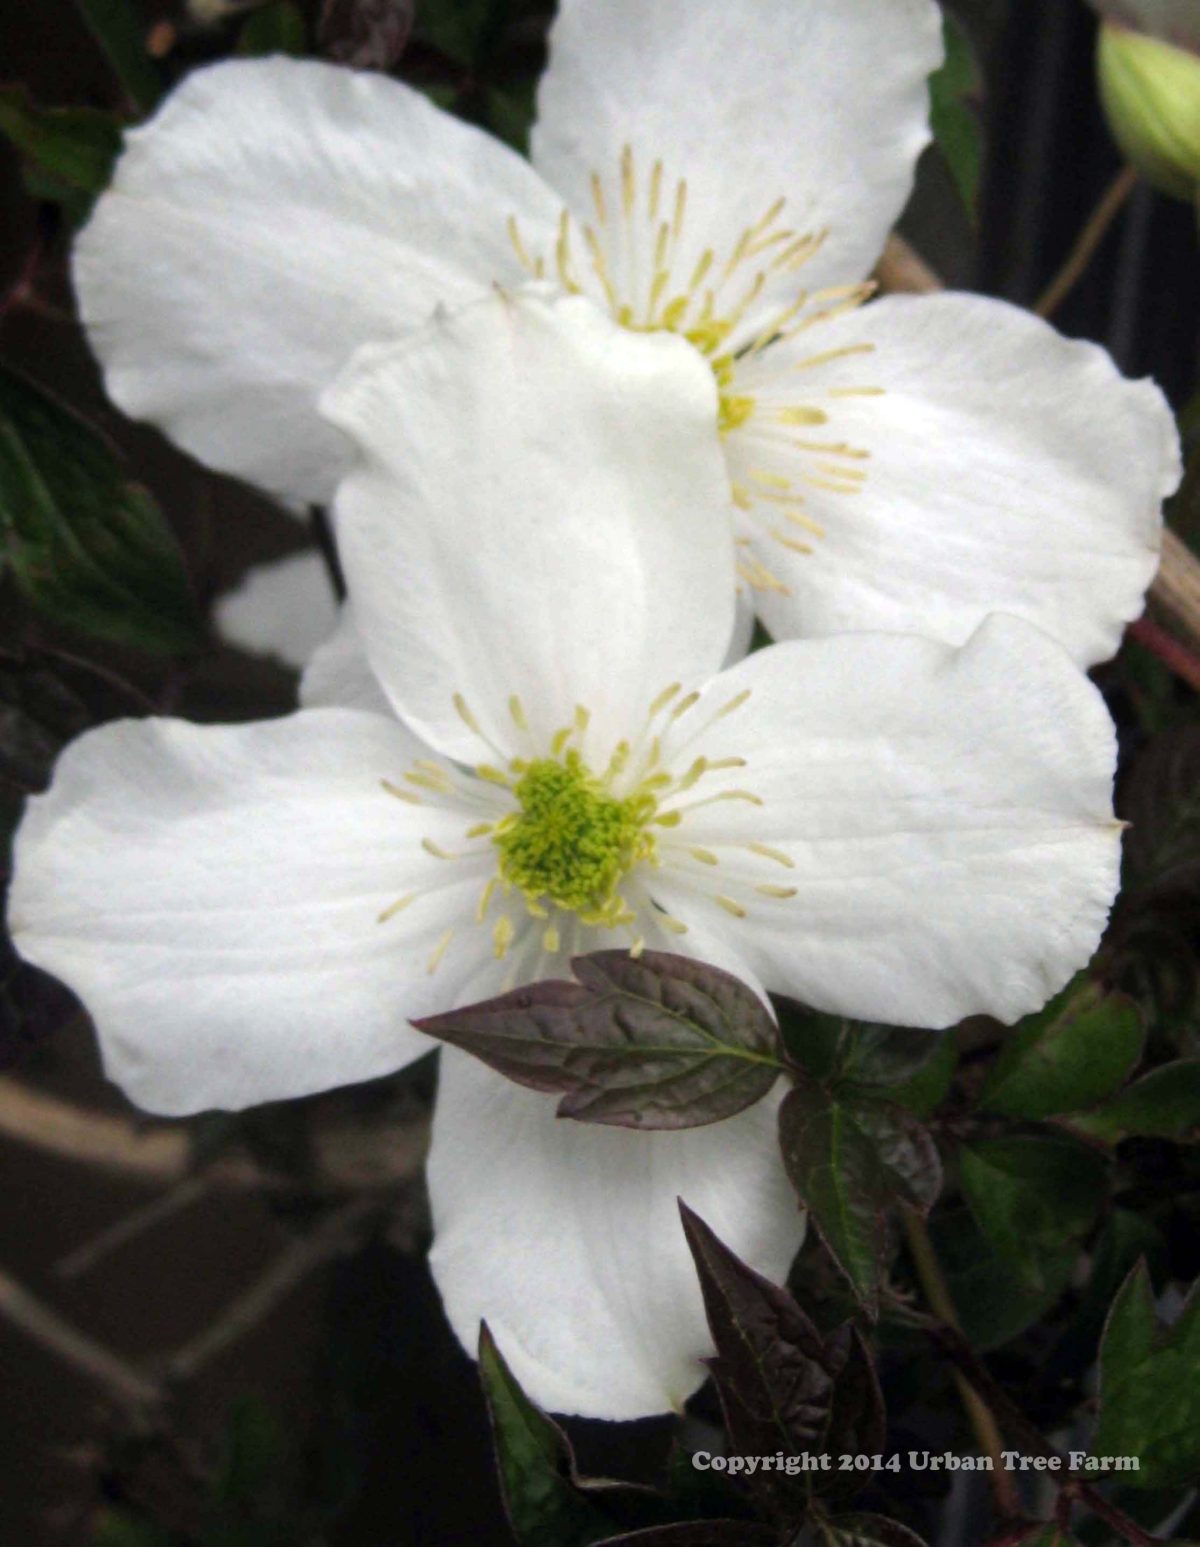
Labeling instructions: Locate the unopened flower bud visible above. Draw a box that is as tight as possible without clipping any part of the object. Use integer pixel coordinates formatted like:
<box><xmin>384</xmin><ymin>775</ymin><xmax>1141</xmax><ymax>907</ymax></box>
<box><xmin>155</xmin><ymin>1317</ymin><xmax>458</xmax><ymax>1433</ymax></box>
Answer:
<box><xmin>1097</xmin><ymin>18</ymin><xmax>1200</xmax><ymax>199</ymax></box>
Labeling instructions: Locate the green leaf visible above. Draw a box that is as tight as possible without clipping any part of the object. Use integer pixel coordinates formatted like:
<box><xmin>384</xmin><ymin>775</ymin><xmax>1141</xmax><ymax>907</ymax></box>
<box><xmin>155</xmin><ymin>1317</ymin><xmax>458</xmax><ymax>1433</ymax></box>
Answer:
<box><xmin>0</xmin><ymin>366</ymin><xmax>202</xmax><ymax>654</ymax></box>
<box><xmin>319</xmin><ymin>0</ymin><xmax>414</xmax><ymax>68</ymax></box>
<box><xmin>478</xmin><ymin>1324</ymin><xmax>619</xmax><ymax>1547</ymax></box>
<box><xmin>0</xmin><ymin>86</ymin><xmax>122</xmax><ymax>199</ymax></box>
<box><xmin>932</xmin><ymin>1208</ymin><xmax>1077</xmax><ymax>1350</ymax></box>
<box><xmin>980</xmin><ymin>977</ymin><xmax>1145</xmax><ymax>1119</ymax></box>
<box><xmin>680</xmin><ymin>1204</ymin><xmax>874</xmax><ymax>1521</ymax></box>
<box><xmin>1053</xmin><ymin>1209</ymin><xmax>1170</xmax><ymax>1374</ymax></box>
<box><xmin>1092</xmin><ymin>1262</ymin><xmax>1200</xmax><ymax>1489</ymax></box>
<box><xmin>959</xmin><ymin>1137</ymin><xmax>1106</xmax><ymax>1292</ymax></box>
<box><xmin>72</xmin><ymin>0</ymin><xmax>162</xmax><ymax>114</ymax></box>
<box><xmin>415</xmin><ymin>950</ymin><xmax>783</xmax><ymax>1129</ymax></box>
<box><xmin>817</xmin><ymin>1513</ymin><xmax>930</xmax><ymax>1547</ymax></box>
<box><xmin>778</xmin><ymin>1008</ymin><xmax>948</xmax><ymax>1097</ymax></box>
<box><xmin>1069</xmin><ymin>1061</ymin><xmax>1200</xmax><ymax>1142</ymax></box>
<box><xmin>886</xmin><ymin>1031</ymin><xmax>958</xmax><ymax>1118</ymax></box>
<box><xmin>928</xmin><ymin>15</ymin><xmax>984</xmax><ymax>222</ymax></box>
<box><xmin>778</xmin><ymin>1078</ymin><xmax>941</xmax><ymax>1315</ymax></box>
<box><xmin>238</xmin><ymin>1</ymin><xmax>307</xmax><ymax>55</ymax></box>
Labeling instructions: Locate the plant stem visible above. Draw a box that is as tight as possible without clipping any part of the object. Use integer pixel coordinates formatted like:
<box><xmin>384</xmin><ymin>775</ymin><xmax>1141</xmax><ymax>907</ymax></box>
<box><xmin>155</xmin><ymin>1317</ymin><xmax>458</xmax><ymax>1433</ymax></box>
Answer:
<box><xmin>900</xmin><ymin>1206</ymin><xmax>1021</xmax><ymax>1519</ymax></box>
<box><xmin>1129</xmin><ymin>614</ymin><xmax>1200</xmax><ymax>693</ymax></box>
<box><xmin>0</xmin><ymin>1262</ymin><xmax>162</xmax><ymax>1410</ymax></box>
<box><xmin>1035</xmin><ymin>164</ymin><xmax>1139</xmax><ymax>320</ymax></box>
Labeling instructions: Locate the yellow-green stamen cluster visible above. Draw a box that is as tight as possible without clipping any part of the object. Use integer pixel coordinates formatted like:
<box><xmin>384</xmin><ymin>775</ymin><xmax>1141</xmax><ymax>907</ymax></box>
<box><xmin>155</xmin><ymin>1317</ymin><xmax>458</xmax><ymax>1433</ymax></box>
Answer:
<box><xmin>493</xmin><ymin>751</ymin><xmax>657</xmax><ymax>926</ymax></box>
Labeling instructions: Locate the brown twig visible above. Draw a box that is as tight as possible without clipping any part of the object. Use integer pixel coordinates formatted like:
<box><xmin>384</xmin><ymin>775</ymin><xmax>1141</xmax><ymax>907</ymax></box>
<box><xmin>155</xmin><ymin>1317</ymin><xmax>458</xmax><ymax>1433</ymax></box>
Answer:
<box><xmin>927</xmin><ymin>1322</ymin><xmax>1166</xmax><ymax>1547</ymax></box>
<box><xmin>0</xmin><ymin>1262</ymin><xmax>162</xmax><ymax>1410</ymax></box>
<box><xmin>0</xmin><ymin>1075</ymin><xmax>430</xmax><ymax>1193</ymax></box>
<box><xmin>900</xmin><ymin>1207</ymin><xmax>1022</xmax><ymax>1519</ymax></box>
<box><xmin>875</xmin><ymin>235</ymin><xmax>1200</xmax><ymax>674</ymax></box>
<box><xmin>55</xmin><ymin>1177</ymin><xmax>210</xmax><ymax>1280</ymax></box>
<box><xmin>163</xmin><ymin>1200</ymin><xmax>374</xmax><ymax>1384</ymax></box>
<box><xmin>1035</xmin><ymin>165</ymin><xmax>1140</xmax><ymax>321</ymax></box>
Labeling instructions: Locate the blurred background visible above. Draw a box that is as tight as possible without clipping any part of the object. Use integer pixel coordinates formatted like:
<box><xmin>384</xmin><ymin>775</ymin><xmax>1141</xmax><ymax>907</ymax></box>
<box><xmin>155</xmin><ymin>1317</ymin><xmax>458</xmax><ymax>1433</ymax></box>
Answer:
<box><xmin>1</xmin><ymin>0</ymin><xmax>1199</xmax><ymax>1542</ymax></box>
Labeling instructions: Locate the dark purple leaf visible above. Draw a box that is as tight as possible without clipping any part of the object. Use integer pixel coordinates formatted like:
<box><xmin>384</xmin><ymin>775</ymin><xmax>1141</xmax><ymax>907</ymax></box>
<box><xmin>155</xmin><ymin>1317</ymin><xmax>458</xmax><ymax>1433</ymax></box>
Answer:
<box><xmin>319</xmin><ymin>0</ymin><xmax>414</xmax><ymax>70</ymax></box>
<box><xmin>681</xmin><ymin>1204</ymin><xmax>869</xmax><ymax>1522</ymax></box>
<box><xmin>822</xmin><ymin>1328</ymin><xmax>886</xmax><ymax>1486</ymax></box>
<box><xmin>415</xmin><ymin>950</ymin><xmax>783</xmax><ymax>1130</ymax></box>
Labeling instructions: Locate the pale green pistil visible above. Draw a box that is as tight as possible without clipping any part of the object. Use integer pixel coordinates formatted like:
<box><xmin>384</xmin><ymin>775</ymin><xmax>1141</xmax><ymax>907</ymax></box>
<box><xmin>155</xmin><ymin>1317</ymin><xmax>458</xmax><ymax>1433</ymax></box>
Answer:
<box><xmin>493</xmin><ymin>752</ymin><xmax>655</xmax><ymax>924</ymax></box>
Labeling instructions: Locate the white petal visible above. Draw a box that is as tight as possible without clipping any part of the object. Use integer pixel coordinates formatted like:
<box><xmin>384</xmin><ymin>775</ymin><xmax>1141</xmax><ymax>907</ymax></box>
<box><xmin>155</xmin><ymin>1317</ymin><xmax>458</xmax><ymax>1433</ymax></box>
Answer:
<box><xmin>723</xmin><ymin>591</ymin><xmax>758</xmax><ymax>667</ymax></box>
<box><xmin>214</xmin><ymin>550</ymin><xmax>340</xmax><ymax>669</ymax></box>
<box><xmin>75</xmin><ymin>58</ymin><xmax>563</xmax><ymax>506</ymax></box>
<box><xmin>427</xmin><ymin>1049</ymin><xmax>802</xmax><ymax>1419</ymax></box>
<box><xmin>731</xmin><ymin>293</ymin><xmax>1181</xmax><ymax>667</ymax></box>
<box><xmin>532</xmin><ymin>0</ymin><xmax>941</xmax><ymax>296</ymax></box>
<box><xmin>299</xmin><ymin>603</ymin><xmax>392</xmax><ymax>716</ymax></box>
<box><xmin>7</xmin><ymin>710</ymin><xmax>503</xmax><ymax>1114</ymax></box>
<box><xmin>647</xmin><ymin>617</ymin><xmax>1121</xmax><ymax>1028</ymax></box>
<box><xmin>324</xmin><ymin>287</ymin><xmax>735</xmax><ymax>763</ymax></box>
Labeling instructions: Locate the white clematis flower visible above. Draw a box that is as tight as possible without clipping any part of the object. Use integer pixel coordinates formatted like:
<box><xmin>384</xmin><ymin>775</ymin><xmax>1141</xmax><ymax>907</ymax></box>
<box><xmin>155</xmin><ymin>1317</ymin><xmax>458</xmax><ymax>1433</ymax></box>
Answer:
<box><xmin>10</xmin><ymin>292</ymin><xmax>1123</xmax><ymax>1418</ymax></box>
<box><xmin>76</xmin><ymin>0</ymin><xmax>1180</xmax><ymax>667</ymax></box>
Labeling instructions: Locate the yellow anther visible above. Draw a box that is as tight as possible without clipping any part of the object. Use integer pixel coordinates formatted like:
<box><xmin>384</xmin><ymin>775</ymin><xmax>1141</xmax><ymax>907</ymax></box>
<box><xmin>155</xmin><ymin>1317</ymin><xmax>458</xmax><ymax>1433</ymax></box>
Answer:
<box><xmin>508</xmin><ymin>695</ymin><xmax>528</xmax><ymax>731</ymax></box>
<box><xmin>422</xmin><ymin>838</ymin><xmax>458</xmax><ymax>860</ymax></box>
<box><xmin>715</xmin><ymin>895</ymin><xmax>748</xmax><ymax>919</ymax></box>
<box><xmin>756</xmin><ymin>884</ymin><xmax>799</xmax><ymax>899</ymax></box>
<box><xmin>688</xmin><ymin>847</ymin><xmax>719</xmax><ymax>866</ymax></box>
<box><xmin>493</xmin><ymin>914</ymin><xmax>515</xmax><ymax>960</ymax></box>
<box><xmin>466</xmin><ymin>822</ymin><xmax>495</xmax><ymax>839</ymax></box>
<box><xmin>716</xmin><ymin>689</ymin><xmax>752</xmax><ymax>720</ymax></box>
<box><xmin>427</xmin><ymin>928</ymin><xmax>455</xmax><ymax>975</ymax></box>
<box><xmin>670</xmin><ymin>690</ymin><xmax>701</xmax><ymax>721</ymax></box>
<box><xmin>381</xmin><ymin>779</ymin><xmax>422</xmax><ymax>805</ymax></box>
<box><xmin>658</xmin><ymin>915</ymin><xmax>689</xmax><ymax>935</ymax></box>
<box><xmin>649</xmin><ymin>682</ymin><xmax>682</xmax><ymax>716</ymax></box>
<box><xmin>621</xmin><ymin>143</ymin><xmax>635</xmax><ymax>216</ymax></box>
<box><xmin>747</xmin><ymin>842</ymin><xmax>795</xmax><ymax>868</ymax></box>
<box><xmin>405</xmin><ymin>772</ymin><xmax>450</xmax><ymax>793</ymax></box>
<box><xmin>377</xmin><ymin>893</ymin><xmax>416</xmax><ymax>924</ymax></box>
<box><xmin>475</xmin><ymin>765</ymin><xmax>512</xmax><ymax>788</ymax></box>
<box><xmin>674</xmin><ymin>757</ymin><xmax>707</xmax><ymax>790</ymax></box>
<box><xmin>476</xmin><ymin>877</ymin><xmax>498</xmax><ymax>921</ymax></box>
<box><xmin>776</xmin><ymin>405</ymin><xmax>829</xmax><ymax>426</ymax></box>
<box><xmin>630</xmin><ymin>936</ymin><xmax>646</xmax><ymax>959</ymax></box>
<box><xmin>543</xmin><ymin>924</ymin><xmax>560</xmax><ymax>954</ymax></box>
<box><xmin>453</xmin><ymin>693</ymin><xmax>482</xmax><ymax>735</ymax></box>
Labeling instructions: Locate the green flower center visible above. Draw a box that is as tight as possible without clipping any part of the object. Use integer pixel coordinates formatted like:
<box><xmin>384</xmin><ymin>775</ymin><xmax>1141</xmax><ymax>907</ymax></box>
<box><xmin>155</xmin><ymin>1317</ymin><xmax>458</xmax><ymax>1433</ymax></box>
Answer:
<box><xmin>493</xmin><ymin>752</ymin><xmax>656</xmax><ymax>925</ymax></box>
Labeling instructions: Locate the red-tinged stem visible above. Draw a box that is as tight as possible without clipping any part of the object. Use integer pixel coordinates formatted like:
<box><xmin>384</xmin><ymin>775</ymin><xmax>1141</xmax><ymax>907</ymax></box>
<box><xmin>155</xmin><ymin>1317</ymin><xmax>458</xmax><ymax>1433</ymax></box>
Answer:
<box><xmin>1129</xmin><ymin>615</ymin><xmax>1200</xmax><ymax>693</ymax></box>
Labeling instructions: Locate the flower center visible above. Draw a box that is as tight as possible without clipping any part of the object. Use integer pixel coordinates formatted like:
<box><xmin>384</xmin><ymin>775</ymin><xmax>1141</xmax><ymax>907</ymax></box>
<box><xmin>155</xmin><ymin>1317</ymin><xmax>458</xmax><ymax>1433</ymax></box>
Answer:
<box><xmin>492</xmin><ymin>751</ymin><xmax>656</xmax><ymax>925</ymax></box>
<box><xmin>507</xmin><ymin>150</ymin><xmax>883</xmax><ymax>597</ymax></box>
<box><xmin>376</xmin><ymin>686</ymin><xmax>796</xmax><ymax>982</ymax></box>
